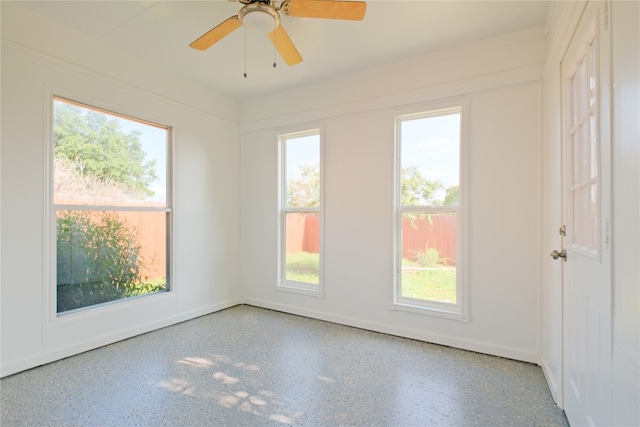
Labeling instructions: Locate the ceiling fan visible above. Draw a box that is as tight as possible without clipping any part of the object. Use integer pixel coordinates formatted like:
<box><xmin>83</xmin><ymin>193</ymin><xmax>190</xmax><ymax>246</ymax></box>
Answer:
<box><xmin>189</xmin><ymin>0</ymin><xmax>367</xmax><ymax>66</ymax></box>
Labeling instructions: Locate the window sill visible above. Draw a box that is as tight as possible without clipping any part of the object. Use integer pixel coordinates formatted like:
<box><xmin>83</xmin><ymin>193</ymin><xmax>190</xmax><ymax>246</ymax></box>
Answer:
<box><xmin>276</xmin><ymin>283</ymin><xmax>324</xmax><ymax>298</ymax></box>
<box><xmin>49</xmin><ymin>291</ymin><xmax>176</xmax><ymax>325</ymax></box>
<box><xmin>392</xmin><ymin>301</ymin><xmax>469</xmax><ymax>323</ymax></box>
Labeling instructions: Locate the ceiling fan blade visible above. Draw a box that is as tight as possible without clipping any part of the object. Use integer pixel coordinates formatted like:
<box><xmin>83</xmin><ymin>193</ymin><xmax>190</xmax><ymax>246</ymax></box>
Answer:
<box><xmin>268</xmin><ymin>24</ymin><xmax>303</xmax><ymax>66</ymax></box>
<box><xmin>189</xmin><ymin>16</ymin><xmax>242</xmax><ymax>50</ymax></box>
<box><xmin>282</xmin><ymin>0</ymin><xmax>366</xmax><ymax>20</ymax></box>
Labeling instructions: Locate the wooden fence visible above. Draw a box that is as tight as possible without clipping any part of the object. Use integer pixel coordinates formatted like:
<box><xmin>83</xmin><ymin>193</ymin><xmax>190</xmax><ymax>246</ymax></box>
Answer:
<box><xmin>285</xmin><ymin>212</ymin><xmax>456</xmax><ymax>265</ymax></box>
<box><xmin>401</xmin><ymin>214</ymin><xmax>456</xmax><ymax>265</ymax></box>
<box><xmin>56</xmin><ymin>199</ymin><xmax>456</xmax><ymax>278</ymax></box>
<box><xmin>286</xmin><ymin>213</ymin><xmax>320</xmax><ymax>254</ymax></box>
<box><xmin>56</xmin><ymin>196</ymin><xmax>167</xmax><ymax>280</ymax></box>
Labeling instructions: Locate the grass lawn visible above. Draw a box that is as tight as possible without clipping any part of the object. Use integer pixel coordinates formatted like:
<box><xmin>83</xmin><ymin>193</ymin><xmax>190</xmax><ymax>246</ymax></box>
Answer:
<box><xmin>401</xmin><ymin>267</ymin><xmax>457</xmax><ymax>303</ymax></box>
<box><xmin>286</xmin><ymin>252</ymin><xmax>319</xmax><ymax>284</ymax></box>
<box><xmin>285</xmin><ymin>252</ymin><xmax>456</xmax><ymax>303</ymax></box>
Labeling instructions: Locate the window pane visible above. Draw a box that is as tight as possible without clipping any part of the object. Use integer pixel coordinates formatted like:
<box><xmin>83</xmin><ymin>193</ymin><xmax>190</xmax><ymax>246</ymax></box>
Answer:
<box><xmin>589</xmin><ymin>40</ymin><xmax>597</xmax><ymax>107</ymax></box>
<box><xmin>400</xmin><ymin>113</ymin><xmax>460</xmax><ymax>207</ymax></box>
<box><xmin>285</xmin><ymin>134</ymin><xmax>320</xmax><ymax>208</ymax></box>
<box><xmin>56</xmin><ymin>210</ymin><xmax>167</xmax><ymax>313</ymax></box>
<box><xmin>576</xmin><ymin>56</ymin><xmax>587</xmax><ymax>119</ymax></box>
<box><xmin>591</xmin><ymin>182</ymin><xmax>599</xmax><ymax>250</ymax></box>
<box><xmin>285</xmin><ymin>212</ymin><xmax>319</xmax><ymax>284</ymax></box>
<box><xmin>582</xmin><ymin>185</ymin><xmax>591</xmax><ymax>248</ymax></box>
<box><xmin>572</xmin><ymin>132</ymin><xmax>580</xmax><ymax>184</ymax></box>
<box><xmin>400</xmin><ymin>212</ymin><xmax>456</xmax><ymax>303</ymax></box>
<box><xmin>572</xmin><ymin>188</ymin><xmax>582</xmax><ymax>246</ymax></box>
<box><xmin>581</xmin><ymin>121</ymin><xmax>590</xmax><ymax>183</ymax></box>
<box><xmin>53</xmin><ymin>98</ymin><xmax>168</xmax><ymax>207</ymax></box>
<box><xmin>590</xmin><ymin>113</ymin><xmax>598</xmax><ymax>179</ymax></box>
<box><xmin>567</xmin><ymin>38</ymin><xmax>599</xmax><ymax>255</ymax></box>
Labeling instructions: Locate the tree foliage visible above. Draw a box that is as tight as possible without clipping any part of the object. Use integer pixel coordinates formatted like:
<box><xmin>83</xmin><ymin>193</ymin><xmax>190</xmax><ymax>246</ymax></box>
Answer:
<box><xmin>53</xmin><ymin>102</ymin><xmax>157</xmax><ymax>199</ymax></box>
<box><xmin>443</xmin><ymin>185</ymin><xmax>459</xmax><ymax>206</ymax></box>
<box><xmin>287</xmin><ymin>161</ymin><xmax>320</xmax><ymax>207</ymax></box>
<box><xmin>285</xmin><ymin>163</ymin><xmax>457</xmax><ymax>208</ymax></box>
<box><xmin>401</xmin><ymin>166</ymin><xmax>444</xmax><ymax>206</ymax></box>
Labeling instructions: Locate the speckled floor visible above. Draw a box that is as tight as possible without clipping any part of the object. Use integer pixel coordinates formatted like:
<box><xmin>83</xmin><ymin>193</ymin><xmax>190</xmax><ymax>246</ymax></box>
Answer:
<box><xmin>1</xmin><ymin>305</ymin><xmax>568</xmax><ymax>427</ymax></box>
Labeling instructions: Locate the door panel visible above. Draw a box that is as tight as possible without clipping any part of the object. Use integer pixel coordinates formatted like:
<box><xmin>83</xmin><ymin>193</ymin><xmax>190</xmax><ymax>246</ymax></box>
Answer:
<box><xmin>561</xmin><ymin>1</ymin><xmax>612</xmax><ymax>426</ymax></box>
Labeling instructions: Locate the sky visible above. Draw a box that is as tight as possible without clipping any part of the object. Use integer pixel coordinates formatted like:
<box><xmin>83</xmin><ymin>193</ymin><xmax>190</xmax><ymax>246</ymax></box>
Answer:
<box><xmin>281</xmin><ymin>113</ymin><xmax>460</xmax><ymax>204</ymax></box>
<box><xmin>117</xmin><ymin>116</ymin><xmax>168</xmax><ymax>204</ymax></box>
<box><xmin>400</xmin><ymin>112</ymin><xmax>460</xmax><ymax>202</ymax></box>
<box><xmin>284</xmin><ymin>133</ymin><xmax>320</xmax><ymax>182</ymax></box>
<box><xmin>98</xmin><ymin>108</ymin><xmax>459</xmax><ymax>207</ymax></box>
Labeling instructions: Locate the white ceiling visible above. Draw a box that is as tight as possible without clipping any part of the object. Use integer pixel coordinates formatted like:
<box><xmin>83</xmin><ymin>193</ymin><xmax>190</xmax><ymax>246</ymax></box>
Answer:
<box><xmin>13</xmin><ymin>0</ymin><xmax>549</xmax><ymax>101</ymax></box>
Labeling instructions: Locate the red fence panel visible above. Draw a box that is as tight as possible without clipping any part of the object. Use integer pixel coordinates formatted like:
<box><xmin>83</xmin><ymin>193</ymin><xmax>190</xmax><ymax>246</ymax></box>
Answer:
<box><xmin>285</xmin><ymin>212</ymin><xmax>319</xmax><ymax>254</ymax></box>
<box><xmin>56</xmin><ymin>196</ymin><xmax>167</xmax><ymax>280</ymax></box>
<box><xmin>402</xmin><ymin>214</ymin><xmax>457</xmax><ymax>265</ymax></box>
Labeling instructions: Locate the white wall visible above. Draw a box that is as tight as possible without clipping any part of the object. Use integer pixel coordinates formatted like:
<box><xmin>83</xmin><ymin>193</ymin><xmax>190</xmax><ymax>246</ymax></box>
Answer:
<box><xmin>610</xmin><ymin>2</ymin><xmax>640</xmax><ymax>424</ymax></box>
<box><xmin>2</xmin><ymin>2</ymin><xmax>637</xmax><ymax>421</ymax></box>
<box><xmin>1</xmin><ymin>4</ymin><xmax>242</xmax><ymax>377</ymax></box>
<box><xmin>240</xmin><ymin>27</ymin><xmax>546</xmax><ymax>363</ymax></box>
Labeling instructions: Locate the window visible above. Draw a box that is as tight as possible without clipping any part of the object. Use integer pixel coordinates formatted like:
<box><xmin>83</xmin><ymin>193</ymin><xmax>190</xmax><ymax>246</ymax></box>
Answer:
<box><xmin>52</xmin><ymin>97</ymin><xmax>171</xmax><ymax>314</ymax></box>
<box><xmin>394</xmin><ymin>102</ymin><xmax>467</xmax><ymax>320</ymax></box>
<box><xmin>278</xmin><ymin>129</ymin><xmax>323</xmax><ymax>295</ymax></box>
<box><xmin>566</xmin><ymin>30</ymin><xmax>599</xmax><ymax>258</ymax></box>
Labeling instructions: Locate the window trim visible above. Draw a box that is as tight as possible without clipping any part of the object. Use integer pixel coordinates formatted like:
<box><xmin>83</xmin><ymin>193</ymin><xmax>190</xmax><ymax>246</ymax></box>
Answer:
<box><xmin>277</xmin><ymin>126</ymin><xmax>324</xmax><ymax>297</ymax></box>
<box><xmin>45</xmin><ymin>90</ymin><xmax>174</xmax><ymax>321</ymax></box>
<box><xmin>393</xmin><ymin>99</ymin><xmax>469</xmax><ymax>322</ymax></box>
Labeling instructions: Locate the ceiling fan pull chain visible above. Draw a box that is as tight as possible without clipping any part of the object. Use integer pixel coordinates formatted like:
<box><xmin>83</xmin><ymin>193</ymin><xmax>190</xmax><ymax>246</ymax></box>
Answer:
<box><xmin>273</xmin><ymin>20</ymin><xmax>277</xmax><ymax>68</ymax></box>
<box><xmin>243</xmin><ymin>27</ymin><xmax>248</xmax><ymax>78</ymax></box>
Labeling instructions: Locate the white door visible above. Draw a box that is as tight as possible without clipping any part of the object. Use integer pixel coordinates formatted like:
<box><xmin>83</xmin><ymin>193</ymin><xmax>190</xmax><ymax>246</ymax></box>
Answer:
<box><xmin>559</xmin><ymin>1</ymin><xmax>612</xmax><ymax>426</ymax></box>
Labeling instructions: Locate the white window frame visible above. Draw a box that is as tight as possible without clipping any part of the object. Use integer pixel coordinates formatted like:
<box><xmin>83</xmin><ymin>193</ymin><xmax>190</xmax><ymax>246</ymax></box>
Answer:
<box><xmin>46</xmin><ymin>93</ymin><xmax>173</xmax><ymax>319</ymax></box>
<box><xmin>563</xmin><ymin>23</ymin><xmax>601</xmax><ymax>262</ymax></box>
<box><xmin>277</xmin><ymin>126</ymin><xmax>324</xmax><ymax>297</ymax></box>
<box><xmin>393</xmin><ymin>99</ymin><xmax>469</xmax><ymax>322</ymax></box>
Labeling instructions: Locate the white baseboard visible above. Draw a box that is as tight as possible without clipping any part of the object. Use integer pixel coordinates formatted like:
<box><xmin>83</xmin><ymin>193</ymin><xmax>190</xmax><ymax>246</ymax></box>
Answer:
<box><xmin>1</xmin><ymin>298</ymin><xmax>242</xmax><ymax>378</ymax></box>
<box><xmin>3</xmin><ymin>297</ymin><xmax>541</xmax><ymax>377</ymax></box>
<box><xmin>540</xmin><ymin>356</ymin><xmax>562</xmax><ymax>407</ymax></box>
<box><xmin>242</xmin><ymin>298</ymin><xmax>539</xmax><ymax>364</ymax></box>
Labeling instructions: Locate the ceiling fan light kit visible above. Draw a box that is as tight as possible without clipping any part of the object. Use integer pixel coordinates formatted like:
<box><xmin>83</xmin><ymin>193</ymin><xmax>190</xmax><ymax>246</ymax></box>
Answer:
<box><xmin>239</xmin><ymin>3</ymin><xmax>280</xmax><ymax>33</ymax></box>
<box><xmin>190</xmin><ymin>0</ymin><xmax>366</xmax><ymax>67</ymax></box>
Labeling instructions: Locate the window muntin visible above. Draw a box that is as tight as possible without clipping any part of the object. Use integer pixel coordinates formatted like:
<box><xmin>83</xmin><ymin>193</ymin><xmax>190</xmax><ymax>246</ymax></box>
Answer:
<box><xmin>53</xmin><ymin>97</ymin><xmax>171</xmax><ymax>314</ymax></box>
<box><xmin>395</xmin><ymin>106</ymin><xmax>464</xmax><ymax>317</ymax></box>
<box><xmin>279</xmin><ymin>129</ymin><xmax>322</xmax><ymax>293</ymax></box>
<box><xmin>566</xmin><ymin>35</ymin><xmax>599</xmax><ymax>256</ymax></box>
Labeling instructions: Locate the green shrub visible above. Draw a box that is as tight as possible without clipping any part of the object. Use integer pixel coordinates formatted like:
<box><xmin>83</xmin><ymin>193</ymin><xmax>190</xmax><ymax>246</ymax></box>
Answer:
<box><xmin>412</xmin><ymin>245</ymin><xmax>450</xmax><ymax>268</ymax></box>
<box><xmin>56</xmin><ymin>211</ymin><xmax>165</xmax><ymax>312</ymax></box>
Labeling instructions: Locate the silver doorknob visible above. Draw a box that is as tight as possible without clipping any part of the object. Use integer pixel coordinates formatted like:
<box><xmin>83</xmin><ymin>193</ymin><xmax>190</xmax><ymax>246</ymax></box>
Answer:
<box><xmin>550</xmin><ymin>249</ymin><xmax>567</xmax><ymax>261</ymax></box>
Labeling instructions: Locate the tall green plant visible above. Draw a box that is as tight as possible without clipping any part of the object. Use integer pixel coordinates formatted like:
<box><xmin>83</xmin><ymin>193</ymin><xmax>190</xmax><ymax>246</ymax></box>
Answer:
<box><xmin>412</xmin><ymin>245</ymin><xmax>451</xmax><ymax>268</ymax></box>
<box><xmin>56</xmin><ymin>211</ymin><xmax>164</xmax><ymax>312</ymax></box>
